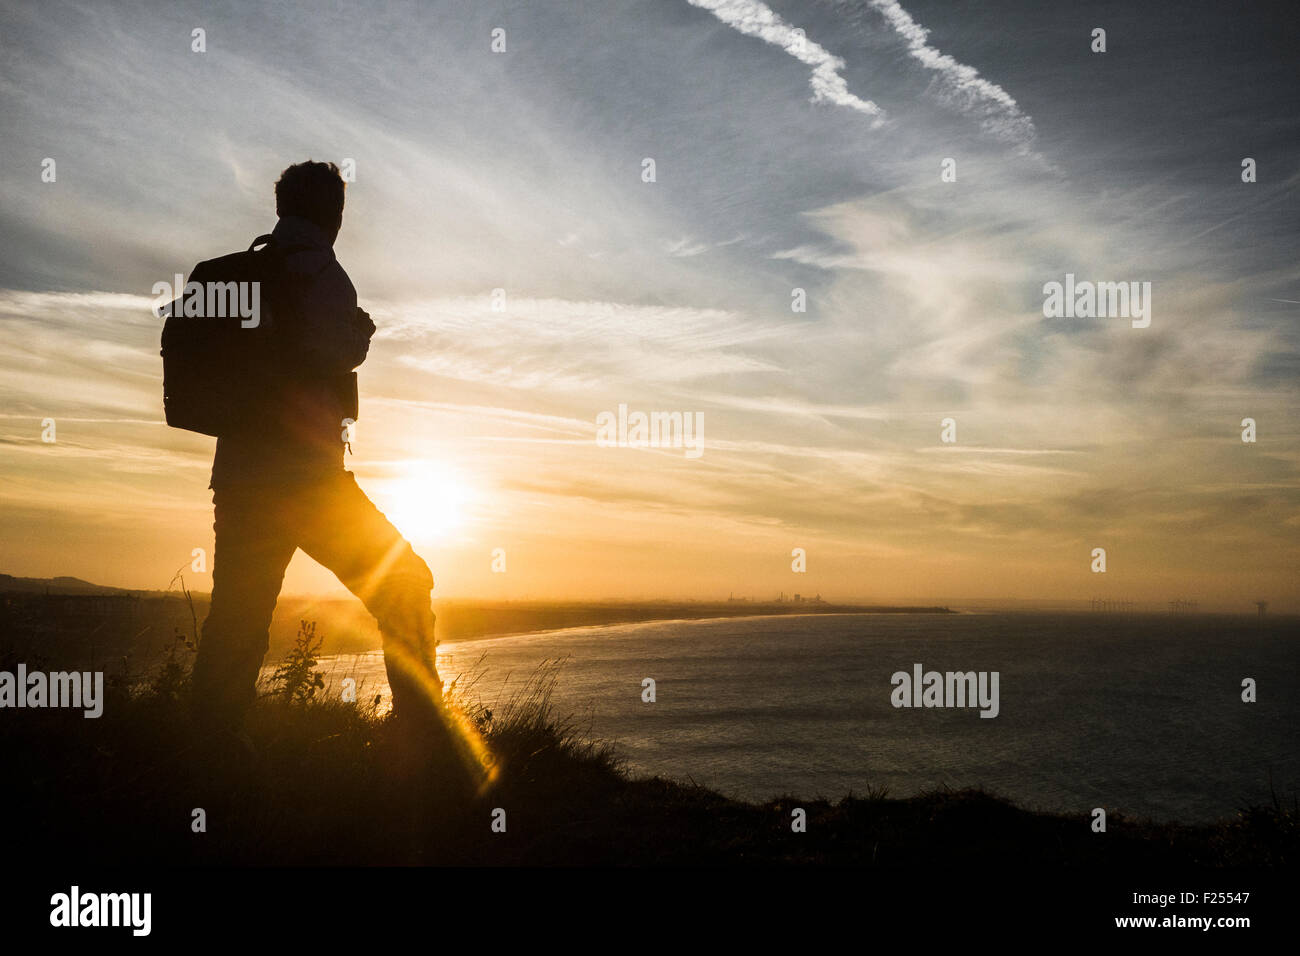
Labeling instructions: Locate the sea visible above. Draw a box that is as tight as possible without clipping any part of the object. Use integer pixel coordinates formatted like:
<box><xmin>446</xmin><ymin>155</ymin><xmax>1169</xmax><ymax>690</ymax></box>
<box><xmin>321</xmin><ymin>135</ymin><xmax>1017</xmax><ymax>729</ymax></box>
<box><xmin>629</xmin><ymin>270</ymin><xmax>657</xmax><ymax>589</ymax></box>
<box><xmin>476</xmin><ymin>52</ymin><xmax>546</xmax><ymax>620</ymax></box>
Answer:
<box><xmin>266</xmin><ymin>611</ymin><xmax>1298</xmax><ymax>823</ymax></box>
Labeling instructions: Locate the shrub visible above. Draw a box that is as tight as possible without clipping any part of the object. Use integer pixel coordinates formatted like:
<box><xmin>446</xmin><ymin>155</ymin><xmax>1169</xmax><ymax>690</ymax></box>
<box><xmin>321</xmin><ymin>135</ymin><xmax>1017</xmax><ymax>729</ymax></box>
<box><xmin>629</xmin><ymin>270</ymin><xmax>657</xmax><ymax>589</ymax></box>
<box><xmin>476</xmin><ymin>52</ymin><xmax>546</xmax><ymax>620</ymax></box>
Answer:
<box><xmin>269</xmin><ymin>620</ymin><xmax>326</xmax><ymax>704</ymax></box>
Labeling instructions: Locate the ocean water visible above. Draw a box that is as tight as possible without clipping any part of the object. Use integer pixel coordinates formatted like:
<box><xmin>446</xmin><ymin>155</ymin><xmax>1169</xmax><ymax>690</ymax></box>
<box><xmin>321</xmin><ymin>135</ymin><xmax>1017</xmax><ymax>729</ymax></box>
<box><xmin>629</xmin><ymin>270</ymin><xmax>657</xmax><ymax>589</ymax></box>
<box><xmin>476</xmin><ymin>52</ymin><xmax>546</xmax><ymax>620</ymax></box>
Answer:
<box><xmin>280</xmin><ymin>612</ymin><xmax>1298</xmax><ymax>822</ymax></box>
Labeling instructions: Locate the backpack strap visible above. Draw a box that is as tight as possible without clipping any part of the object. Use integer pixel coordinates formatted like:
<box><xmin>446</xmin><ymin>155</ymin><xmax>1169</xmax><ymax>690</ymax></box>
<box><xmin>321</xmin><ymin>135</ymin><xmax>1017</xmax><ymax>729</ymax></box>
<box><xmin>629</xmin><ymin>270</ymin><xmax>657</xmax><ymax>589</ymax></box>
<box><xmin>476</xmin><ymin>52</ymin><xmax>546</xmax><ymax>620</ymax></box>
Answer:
<box><xmin>250</xmin><ymin>233</ymin><xmax>333</xmax><ymax>277</ymax></box>
<box><xmin>249</xmin><ymin>233</ymin><xmax>316</xmax><ymax>258</ymax></box>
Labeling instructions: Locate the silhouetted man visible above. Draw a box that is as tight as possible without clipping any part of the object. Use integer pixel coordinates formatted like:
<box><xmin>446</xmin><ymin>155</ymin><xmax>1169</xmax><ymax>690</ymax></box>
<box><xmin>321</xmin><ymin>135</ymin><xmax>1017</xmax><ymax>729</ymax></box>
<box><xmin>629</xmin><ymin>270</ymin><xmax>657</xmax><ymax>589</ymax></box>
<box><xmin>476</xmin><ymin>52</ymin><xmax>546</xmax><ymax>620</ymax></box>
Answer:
<box><xmin>191</xmin><ymin>161</ymin><xmax>444</xmax><ymax>747</ymax></box>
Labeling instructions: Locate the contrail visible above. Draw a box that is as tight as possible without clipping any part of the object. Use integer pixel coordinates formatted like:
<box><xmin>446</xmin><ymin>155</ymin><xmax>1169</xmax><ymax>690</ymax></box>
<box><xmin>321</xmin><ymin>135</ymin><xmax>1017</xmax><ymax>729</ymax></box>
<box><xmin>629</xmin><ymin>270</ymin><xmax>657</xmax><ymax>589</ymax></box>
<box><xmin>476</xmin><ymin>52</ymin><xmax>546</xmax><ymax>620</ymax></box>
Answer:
<box><xmin>686</xmin><ymin>0</ymin><xmax>886</xmax><ymax>126</ymax></box>
<box><xmin>864</xmin><ymin>0</ymin><xmax>1037</xmax><ymax>151</ymax></box>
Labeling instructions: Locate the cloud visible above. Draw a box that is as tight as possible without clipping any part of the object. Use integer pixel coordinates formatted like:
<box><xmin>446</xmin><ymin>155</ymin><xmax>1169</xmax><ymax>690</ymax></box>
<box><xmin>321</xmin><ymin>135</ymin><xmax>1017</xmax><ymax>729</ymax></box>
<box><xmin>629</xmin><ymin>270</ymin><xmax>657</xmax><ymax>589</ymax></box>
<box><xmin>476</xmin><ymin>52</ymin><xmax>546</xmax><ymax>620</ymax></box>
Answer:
<box><xmin>686</xmin><ymin>0</ymin><xmax>886</xmax><ymax>125</ymax></box>
<box><xmin>864</xmin><ymin>0</ymin><xmax>1037</xmax><ymax>152</ymax></box>
<box><xmin>664</xmin><ymin>237</ymin><xmax>712</xmax><ymax>257</ymax></box>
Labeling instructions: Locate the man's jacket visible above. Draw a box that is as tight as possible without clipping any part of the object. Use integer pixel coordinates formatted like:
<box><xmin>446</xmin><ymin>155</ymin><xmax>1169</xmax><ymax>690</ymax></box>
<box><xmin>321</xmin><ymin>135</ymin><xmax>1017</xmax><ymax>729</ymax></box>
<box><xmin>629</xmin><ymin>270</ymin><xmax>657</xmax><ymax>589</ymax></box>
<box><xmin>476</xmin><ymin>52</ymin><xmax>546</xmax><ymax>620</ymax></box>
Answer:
<box><xmin>210</xmin><ymin>215</ymin><xmax>372</xmax><ymax>489</ymax></box>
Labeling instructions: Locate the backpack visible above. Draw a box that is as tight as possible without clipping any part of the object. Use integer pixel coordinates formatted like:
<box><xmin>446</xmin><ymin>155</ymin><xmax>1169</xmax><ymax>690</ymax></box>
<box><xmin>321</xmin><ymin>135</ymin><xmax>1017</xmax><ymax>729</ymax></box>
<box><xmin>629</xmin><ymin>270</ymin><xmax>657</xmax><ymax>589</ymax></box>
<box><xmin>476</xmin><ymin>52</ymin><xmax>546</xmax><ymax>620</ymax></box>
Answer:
<box><xmin>160</xmin><ymin>234</ymin><xmax>310</xmax><ymax>437</ymax></box>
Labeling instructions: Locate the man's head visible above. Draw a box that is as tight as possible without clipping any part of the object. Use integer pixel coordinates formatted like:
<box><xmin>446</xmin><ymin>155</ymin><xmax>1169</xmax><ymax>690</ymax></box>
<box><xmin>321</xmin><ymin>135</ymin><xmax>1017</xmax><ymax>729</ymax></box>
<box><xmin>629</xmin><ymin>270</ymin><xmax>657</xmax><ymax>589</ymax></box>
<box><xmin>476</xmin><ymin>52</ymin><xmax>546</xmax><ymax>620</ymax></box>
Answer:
<box><xmin>275</xmin><ymin>160</ymin><xmax>345</xmax><ymax>243</ymax></box>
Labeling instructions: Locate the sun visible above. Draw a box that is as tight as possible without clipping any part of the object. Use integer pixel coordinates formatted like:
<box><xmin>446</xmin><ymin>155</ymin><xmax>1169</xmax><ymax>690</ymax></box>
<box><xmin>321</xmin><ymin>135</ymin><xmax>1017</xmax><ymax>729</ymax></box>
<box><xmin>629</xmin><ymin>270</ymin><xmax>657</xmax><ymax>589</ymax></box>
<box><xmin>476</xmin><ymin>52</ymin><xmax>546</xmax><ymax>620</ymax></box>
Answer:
<box><xmin>378</xmin><ymin>463</ymin><xmax>473</xmax><ymax>542</ymax></box>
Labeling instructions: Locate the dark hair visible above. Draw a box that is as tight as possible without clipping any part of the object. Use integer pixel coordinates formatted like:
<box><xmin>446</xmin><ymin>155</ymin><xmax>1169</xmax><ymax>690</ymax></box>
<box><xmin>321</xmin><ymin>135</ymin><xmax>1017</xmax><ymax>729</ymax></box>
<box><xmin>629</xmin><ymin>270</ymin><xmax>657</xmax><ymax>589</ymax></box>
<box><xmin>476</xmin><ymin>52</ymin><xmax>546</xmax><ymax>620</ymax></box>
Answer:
<box><xmin>274</xmin><ymin>160</ymin><xmax>345</xmax><ymax>232</ymax></box>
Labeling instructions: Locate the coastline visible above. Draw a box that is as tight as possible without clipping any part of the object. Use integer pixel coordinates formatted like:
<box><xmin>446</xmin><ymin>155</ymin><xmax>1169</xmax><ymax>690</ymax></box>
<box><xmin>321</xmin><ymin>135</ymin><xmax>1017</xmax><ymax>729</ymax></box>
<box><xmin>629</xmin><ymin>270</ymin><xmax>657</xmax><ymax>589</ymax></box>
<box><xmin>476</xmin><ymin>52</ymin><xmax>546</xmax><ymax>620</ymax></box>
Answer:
<box><xmin>429</xmin><ymin>602</ymin><xmax>956</xmax><ymax>646</ymax></box>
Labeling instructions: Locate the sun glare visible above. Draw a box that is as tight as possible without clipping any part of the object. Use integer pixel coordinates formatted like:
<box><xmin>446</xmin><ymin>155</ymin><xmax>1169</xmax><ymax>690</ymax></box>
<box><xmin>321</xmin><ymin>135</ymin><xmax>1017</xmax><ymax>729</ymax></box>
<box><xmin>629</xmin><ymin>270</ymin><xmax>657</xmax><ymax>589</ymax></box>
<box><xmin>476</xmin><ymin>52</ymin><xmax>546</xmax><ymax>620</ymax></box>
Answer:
<box><xmin>379</xmin><ymin>463</ymin><xmax>473</xmax><ymax>542</ymax></box>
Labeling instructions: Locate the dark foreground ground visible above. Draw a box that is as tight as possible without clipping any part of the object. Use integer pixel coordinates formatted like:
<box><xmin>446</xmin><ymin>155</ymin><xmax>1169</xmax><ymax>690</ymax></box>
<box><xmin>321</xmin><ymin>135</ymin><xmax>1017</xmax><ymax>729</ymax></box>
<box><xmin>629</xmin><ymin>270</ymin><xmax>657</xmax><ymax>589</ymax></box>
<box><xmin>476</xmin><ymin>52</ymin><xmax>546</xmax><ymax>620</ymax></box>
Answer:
<box><xmin>2</xmin><ymin>659</ymin><xmax>1293</xmax><ymax>868</ymax></box>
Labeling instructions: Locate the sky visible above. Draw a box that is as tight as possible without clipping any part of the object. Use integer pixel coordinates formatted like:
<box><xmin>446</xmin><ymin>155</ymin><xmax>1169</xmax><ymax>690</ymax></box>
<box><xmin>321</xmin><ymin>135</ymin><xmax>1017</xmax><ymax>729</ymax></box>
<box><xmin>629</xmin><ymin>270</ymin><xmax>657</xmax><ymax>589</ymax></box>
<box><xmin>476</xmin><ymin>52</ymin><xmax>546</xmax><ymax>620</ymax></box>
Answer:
<box><xmin>0</xmin><ymin>0</ymin><xmax>1297</xmax><ymax>609</ymax></box>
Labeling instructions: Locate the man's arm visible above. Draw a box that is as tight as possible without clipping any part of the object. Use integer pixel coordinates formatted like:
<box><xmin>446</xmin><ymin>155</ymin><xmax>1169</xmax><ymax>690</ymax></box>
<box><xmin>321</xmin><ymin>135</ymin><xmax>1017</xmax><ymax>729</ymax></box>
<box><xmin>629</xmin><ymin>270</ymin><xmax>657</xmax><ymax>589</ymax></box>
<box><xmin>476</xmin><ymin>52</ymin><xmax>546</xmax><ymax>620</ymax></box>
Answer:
<box><xmin>279</xmin><ymin>256</ymin><xmax>374</xmax><ymax>374</ymax></box>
